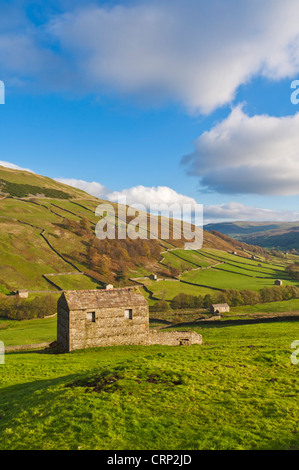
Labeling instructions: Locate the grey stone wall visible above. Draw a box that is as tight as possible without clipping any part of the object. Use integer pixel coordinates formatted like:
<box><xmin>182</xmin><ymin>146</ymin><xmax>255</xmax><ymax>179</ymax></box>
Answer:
<box><xmin>67</xmin><ymin>305</ymin><xmax>149</xmax><ymax>351</ymax></box>
<box><xmin>148</xmin><ymin>330</ymin><xmax>202</xmax><ymax>346</ymax></box>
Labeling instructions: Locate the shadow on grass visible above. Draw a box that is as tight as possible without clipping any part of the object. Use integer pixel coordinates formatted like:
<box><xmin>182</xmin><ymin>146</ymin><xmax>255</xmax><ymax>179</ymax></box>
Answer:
<box><xmin>0</xmin><ymin>372</ymin><xmax>80</xmax><ymax>408</ymax></box>
<box><xmin>149</xmin><ymin>318</ymin><xmax>172</xmax><ymax>326</ymax></box>
<box><xmin>162</xmin><ymin>315</ymin><xmax>299</xmax><ymax>330</ymax></box>
<box><xmin>0</xmin><ymin>374</ymin><xmax>90</xmax><ymax>444</ymax></box>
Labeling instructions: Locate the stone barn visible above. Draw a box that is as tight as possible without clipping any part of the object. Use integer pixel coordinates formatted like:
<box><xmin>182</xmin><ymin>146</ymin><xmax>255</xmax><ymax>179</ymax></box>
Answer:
<box><xmin>274</xmin><ymin>279</ymin><xmax>283</xmax><ymax>286</ymax></box>
<box><xmin>105</xmin><ymin>284</ymin><xmax>114</xmax><ymax>290</ymax></box>
<box><xmin>16</xmin><ymin>289</ymin><xmax>29</xmax><ymax>299</ymax></box>
<box><xmin>57</xmin><ymin>287</ymin><xmax>202</xmax><ymax>352</ymax></box>
<box><xmin>57</xmin><ymin>288</ymin><xmax>149</xmax><ymax>352</ymax></box>
<box><xmin>210</xmin><ymin>303</ymin><xmax>230</xmax><ymax>314</ymax></box>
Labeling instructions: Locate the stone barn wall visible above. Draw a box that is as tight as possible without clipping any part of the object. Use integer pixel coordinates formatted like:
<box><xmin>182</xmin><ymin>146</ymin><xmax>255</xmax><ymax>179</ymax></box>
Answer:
<box><xmin>68</xmin><ymin>305</ymin><xmax>149</xmax><ymax>351</ymax></box>
<box><xmin>57</xmin><ymin>300</ymin><xmax>69</xmax><ymax>352</ymax></box>
<box><xmin>148</xmin><ymin>330</ymin><xmax>202</xmax><ymax>346</ymax></box>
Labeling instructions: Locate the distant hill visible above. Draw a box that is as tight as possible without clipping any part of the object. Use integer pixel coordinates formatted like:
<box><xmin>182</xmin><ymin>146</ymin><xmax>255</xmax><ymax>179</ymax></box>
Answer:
<box><xmin>0</xmin><ymin>165</ymin><xmax>259</xmax><ymax>294</ymax></box>
<box><xmin>0</xmin><ymin>166</ymin><xmax>88</xmax><ymax>199</ymax></box>
<box><xmin>204</xmin><ymin>221</ymin><xmax>299</xmax><ymax>251</ymax></box>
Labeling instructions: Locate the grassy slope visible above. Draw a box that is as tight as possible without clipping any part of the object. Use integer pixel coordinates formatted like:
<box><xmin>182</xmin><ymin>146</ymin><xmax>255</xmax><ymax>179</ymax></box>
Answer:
<box><xmin>141</xmin><ymin>279</ymin><xmax>216</xmax><ymax>303</ymax></box>
<box><xmin>0</xmin><ymin>321</ymin><xmax>298</xmax><ymax>450</ymax></box>
<box><xmin>0</xmin><ymin>165</ymin><xmax>255</xmax><ymax>294</ymax></box>
<box><xmin>0</xmin><ymin>166</ymin><xmax>89</xmax><ymax>198</ymax></box>
<box><xmin>46</xmin><ymin>275</ymin><xmax>100</xmax><ymax>291</ymax></box>
<box><xmin>161</xmin><ymin>249</ymin><xmax>216</xmax><ymax>270</ymax></box>
<box><xmin>2</xmin><ymin>165</ymin><xmax>298</xmax><ymax>309</ymax></box>
<box><xmin>140</xmin><ymin>249</ymin><xmax>299</xmax><ymax>304</ymax></box>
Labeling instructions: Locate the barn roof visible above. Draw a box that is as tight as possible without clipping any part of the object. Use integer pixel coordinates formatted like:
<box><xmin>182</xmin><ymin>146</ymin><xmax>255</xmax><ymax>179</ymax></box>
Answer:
<box><xmin>211</xmin><ymin>303</ymin><xmax>230</xmax><ymax>308</ymax></box>
<box><xmin>59</xmin><ymin>287</ymin><xmax>148</xmax><ymax>310</ymax></box>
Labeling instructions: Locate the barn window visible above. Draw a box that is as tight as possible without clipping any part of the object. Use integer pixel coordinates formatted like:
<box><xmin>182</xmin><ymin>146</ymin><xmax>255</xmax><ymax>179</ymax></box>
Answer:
<box><xmin>125</xmin><ymin>309</ymin><xmax>133</xmax><ymax>319</ymax></box>
<box><xmin>86</xmin><ymin>311</ymin><xmax>96</xmax><ymax>322</ymax></box>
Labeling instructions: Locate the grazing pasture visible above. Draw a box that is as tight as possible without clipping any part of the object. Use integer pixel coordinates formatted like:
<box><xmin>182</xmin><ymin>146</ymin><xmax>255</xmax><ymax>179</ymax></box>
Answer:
<box><xmin>0</xmin><ymin>321</ymin><xmax>298</xmax><ymax>450</ymax></box>
<box><xmin>140</xmin><ymin>249</ymin><xmax>299</xmax><ymax>304</ymax></box>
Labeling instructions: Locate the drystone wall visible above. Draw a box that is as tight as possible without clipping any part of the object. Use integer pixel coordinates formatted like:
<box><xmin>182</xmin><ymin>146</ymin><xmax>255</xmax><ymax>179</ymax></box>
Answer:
<box><xmin>148</xmin><ymin>330</ymin><xmax>202</xmax><ymax>346</ymax></box>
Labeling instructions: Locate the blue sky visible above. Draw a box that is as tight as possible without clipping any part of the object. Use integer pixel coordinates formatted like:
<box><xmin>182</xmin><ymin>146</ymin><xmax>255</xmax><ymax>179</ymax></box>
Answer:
<box><xmin>2</xmin><ymin>0</ymin><xmax>299</xmax><ymax>222</ymax></box>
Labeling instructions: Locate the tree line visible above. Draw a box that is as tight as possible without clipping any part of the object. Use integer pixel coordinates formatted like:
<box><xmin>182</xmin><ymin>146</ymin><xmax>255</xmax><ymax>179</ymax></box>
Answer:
<box><xmin>286</xmin><ymin>263</ymin><xmax>299</xmax><ymax>280</ymax></box>
<box><xmin>62</xmin><ymin>217</ymin><xmax>163</xmax><ymax>284</ymax></box>
<box><xmin>0</xmin><ymin>295</ymin><xmax>57</xmax><ymax>320</ymax></box>
<box><xmin>0</xmin><ymin>179</ymin><xmax>71</xmax><ymax>199</ymax></box>
<box><xmin>152</xmin><ymin>284</ymin><xmax>299</xmax><ymax>311</ymax></box>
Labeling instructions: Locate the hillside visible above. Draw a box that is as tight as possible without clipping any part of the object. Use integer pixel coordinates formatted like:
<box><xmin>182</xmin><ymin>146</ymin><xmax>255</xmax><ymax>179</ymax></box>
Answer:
<box><xmin>205</xmin><ymin>221</ymin><xmax>299</xmax><ymax>251</ymax></box>
<box><xmin>0</xmin><ymin>165</ymin><xmax>254</xmax><ymax>295</ymax></box>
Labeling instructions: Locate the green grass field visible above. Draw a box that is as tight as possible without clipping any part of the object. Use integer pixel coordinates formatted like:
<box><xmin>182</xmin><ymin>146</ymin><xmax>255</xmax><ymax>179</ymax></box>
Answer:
<box><xmin>161</xmin><ymin>249</ymin><xmax>216</xmax><ymax>270</ymax></box>
<box><xmin>0</xmin><ymin>317</ymin><xmax>57</xmax><ymax>346</ymax></box>
<box><xmin>200</xmin><ymin>248</ymin><xmax>285</xmax><ymax>268</ymax></box>
<box><xmin>0</xmin><ymin>321</ymin><xmax>298</xmax><ymax>450</ymax></box>
<box><xmin>180</xmin><ymin>266</ymin><xmax>294</xmax><ymax>291</ymax></box>
<box><xmin>139</xmin><ymin>248</ymin><xmax>299</xmax><ymax>304</ymax></box>
<box><xmin>231</xmin><ymin>298</ymin><xmax>299</xmax><ymax>315</ymax></box>
<box><xmin>46</xmin><ymin>274</ymin><xmax>101</xmax><ymax>291</ymax></box>
<box><xmin>142</xmin><ymin>279</ymin><xmax>217</xmax><ymax>303</ymax></box>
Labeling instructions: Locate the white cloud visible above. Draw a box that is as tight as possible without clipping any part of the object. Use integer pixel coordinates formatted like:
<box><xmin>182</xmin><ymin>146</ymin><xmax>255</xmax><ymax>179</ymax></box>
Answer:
<box><xmin>54</xmin><ymin>178</ymin><xmax>108</xmax><ymax>198</ymax></box>
<box><xmin>106</xmin><ymin>185</ymin><xmax>197</xmax><ymax>208</ymax></box>
<box><xmin>55</xmin><ymin>178</ymin><xmax>199</xmax><ymax>219</ymax></box>
<box><xmin>0</xmin><ymin>160</ymin><xmax>35</xmax><ymax>173</ymax></box>
<box><xmin>2</xmin><ymin>1</ymin><xmax>299</xmax><ymax>111</ymax></box>
<box><xmin>204</xmin><ymin>201</ymin><xmax>299</xmax><ymax>223</ymax></box>
<box><xmin>45</xmin><ymin>0</ymin><xmax>299</xmax><ymax>112</ymax></box>
<box><xmin>106</xmin><ymin>185</ymin><xmax>201</xmax><ymax>224</ymax></box>
<box><xmin>53</xmin><ymin>178</ymin><xmax>299</xmax><ymax>223</ymax></box>
<box><xmin>182</xmin><ymin>106</ymin><xmax>299</xmax><ymax>195</ymax></box>
<box><xmin>3</xmin><ymin>164</ymin><xmax>298</xmax><ymax>223</ymax></box>
<box><xmin>0</xmin><ymin>3</ymin><xmax>66</xmax><ymax>90</ymax></box>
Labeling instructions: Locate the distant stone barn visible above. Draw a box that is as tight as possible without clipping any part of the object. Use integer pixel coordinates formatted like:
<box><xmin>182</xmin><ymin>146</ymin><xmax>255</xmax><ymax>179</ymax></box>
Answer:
<box><xmin>16</xmin><ymin>289</ymin><xmax>29</xmax><ymax>298</ymax></box>
<box><xmin>57</xmin><ymin>288</ymin><xmax>202</xmax><ymax>352</ymax></box>
<box><xmin>210</xmin><ymin>303</ymin><xmax>230</xmax><ymax>314</ymax></box>
<box><xmin>274</xmin><ymin>279</ymin><xmax>283</xmax><ymax>286</ymax></box>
